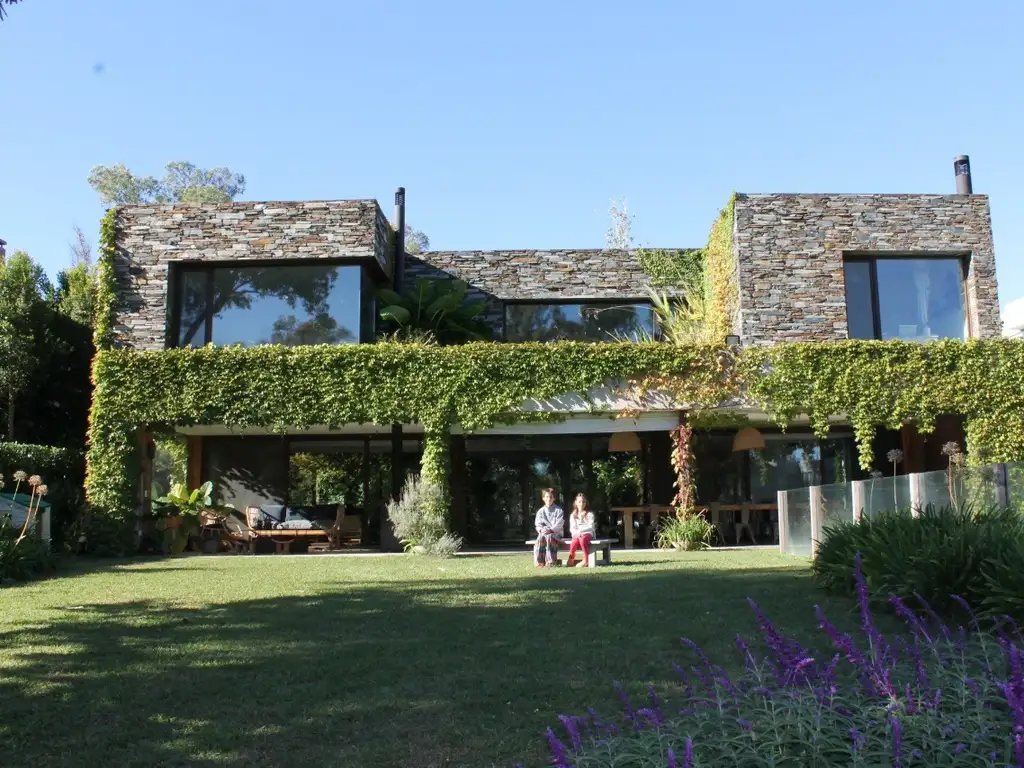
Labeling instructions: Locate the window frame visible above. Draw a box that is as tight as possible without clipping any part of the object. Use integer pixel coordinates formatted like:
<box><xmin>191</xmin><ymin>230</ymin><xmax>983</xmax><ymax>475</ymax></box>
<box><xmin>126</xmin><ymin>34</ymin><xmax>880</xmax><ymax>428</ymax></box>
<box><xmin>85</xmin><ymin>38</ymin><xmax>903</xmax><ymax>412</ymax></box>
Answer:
<box><xmin>167</xmin><ymin>258</ymin><xmax>377</xmax><ymax>349</ymax></box>
<box><xmin>842</xmin><ymin>252</ymin><xmax>972</xmax><ymax>341</ymax></box>
<box><xmin>501</xmin><ymin>297</ymin><xmax>657</xmax><ymax>343</ymax></box>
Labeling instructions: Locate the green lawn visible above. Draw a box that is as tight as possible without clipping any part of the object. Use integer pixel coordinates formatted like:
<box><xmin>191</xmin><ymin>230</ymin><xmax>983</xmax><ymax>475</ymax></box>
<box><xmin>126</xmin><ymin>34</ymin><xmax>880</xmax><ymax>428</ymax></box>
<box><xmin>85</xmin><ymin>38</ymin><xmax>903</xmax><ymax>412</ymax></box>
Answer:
<box><xmin>0</xmin><ymin>550</ymin><xmax>870</xmax><ymax>767</ymax></box>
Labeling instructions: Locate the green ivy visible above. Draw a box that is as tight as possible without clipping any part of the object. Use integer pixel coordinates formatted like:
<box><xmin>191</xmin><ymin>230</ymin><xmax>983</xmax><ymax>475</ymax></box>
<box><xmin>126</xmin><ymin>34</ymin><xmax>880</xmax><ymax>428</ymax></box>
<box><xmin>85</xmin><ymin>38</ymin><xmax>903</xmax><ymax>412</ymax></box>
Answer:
<box><xmin>86</xmin><ymin>339</ymin><xmax>1024</xmax><ymax>521</ymax></box>
<box><xmin>743</xmin><ymin>339</ymin><xmax>1024</xmax><ymax>469</ymax></box>
<box><xmin>94</xmin><ymin>207</ymin><xmax>118</xmax><ymax>350</ymax></box>
<box><xmin>84</xmin><ymin>343</ymin><xmax>728</xmax><ymax>518</ymax></box>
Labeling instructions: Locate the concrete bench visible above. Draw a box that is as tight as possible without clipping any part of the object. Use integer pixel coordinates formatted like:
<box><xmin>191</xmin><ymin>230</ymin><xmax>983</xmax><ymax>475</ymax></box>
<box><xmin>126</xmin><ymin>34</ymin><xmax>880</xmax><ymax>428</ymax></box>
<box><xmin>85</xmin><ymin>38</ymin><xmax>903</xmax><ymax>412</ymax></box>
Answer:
<box><xmin>525</xmin><ymin>538</ymin><xmax>617</xmax><ymax>567</ymax></box>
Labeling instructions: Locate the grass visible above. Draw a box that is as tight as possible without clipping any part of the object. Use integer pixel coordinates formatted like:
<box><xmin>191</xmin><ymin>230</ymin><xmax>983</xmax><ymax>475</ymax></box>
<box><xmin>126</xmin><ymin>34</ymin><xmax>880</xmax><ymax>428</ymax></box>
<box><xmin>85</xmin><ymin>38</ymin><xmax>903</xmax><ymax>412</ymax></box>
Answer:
<box><xmin>0</xmin><ymin>550</ymin><xmax>877</xmax><ymax>767</ymax></box>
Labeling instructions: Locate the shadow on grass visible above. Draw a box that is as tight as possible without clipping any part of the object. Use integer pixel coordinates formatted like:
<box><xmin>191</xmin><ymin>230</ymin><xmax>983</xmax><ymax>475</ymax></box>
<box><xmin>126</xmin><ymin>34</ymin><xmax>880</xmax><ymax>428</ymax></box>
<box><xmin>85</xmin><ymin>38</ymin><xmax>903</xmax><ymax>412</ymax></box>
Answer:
<box><xmin>0</xmin><ymin>563</ymin><xmax>877</xmax><ymax>768</ymax></box>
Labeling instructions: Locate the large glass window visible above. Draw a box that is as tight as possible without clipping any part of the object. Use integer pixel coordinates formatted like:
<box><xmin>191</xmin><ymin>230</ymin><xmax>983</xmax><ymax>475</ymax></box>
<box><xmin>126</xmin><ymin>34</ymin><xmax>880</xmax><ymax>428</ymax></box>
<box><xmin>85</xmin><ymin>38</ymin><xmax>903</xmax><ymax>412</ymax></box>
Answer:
<box><xmin>504</xmin><ymin>302</ymin><xmax>655</xmax><ymax>342</ymax></box>
<box><xmin>843</xmin><ymin>257</ymin><xmax>967</xmax><ymax>341</ymax></box>
<box><xmin>173</xmin><ymin>263</ymin><xmax>372</xmax><ymax>347</ymax></box>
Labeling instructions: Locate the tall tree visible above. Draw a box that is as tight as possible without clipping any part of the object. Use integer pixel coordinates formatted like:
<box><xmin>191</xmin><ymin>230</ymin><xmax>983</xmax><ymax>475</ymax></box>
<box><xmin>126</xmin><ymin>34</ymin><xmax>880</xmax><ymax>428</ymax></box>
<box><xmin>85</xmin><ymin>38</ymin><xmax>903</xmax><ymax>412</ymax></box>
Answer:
<box><xmin>405</xmin><ymin>226</ymin><xmax>430</xmax><ymax>254</ymax></box>
<box><xmin>0</xmin><ymin>251</ymin><xmax>48</xmax><ymax>440</ymax></box>
<box><xmin>88</xmin><ymin>161</ymin><xmax>246</xmax><ymax>206</ymax></box>
<box><xmin>55</xmin><ymin>226</ymin><xmax>97</xmax><ymax>328</ymax></box>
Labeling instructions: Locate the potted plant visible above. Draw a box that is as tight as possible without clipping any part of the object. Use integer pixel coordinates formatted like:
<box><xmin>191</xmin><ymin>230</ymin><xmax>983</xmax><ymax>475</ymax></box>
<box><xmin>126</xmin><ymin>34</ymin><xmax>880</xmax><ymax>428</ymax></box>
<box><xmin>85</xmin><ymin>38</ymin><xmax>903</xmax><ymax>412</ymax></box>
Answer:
<box><xmin>154</xmin><ymin>481</ymin><xmax>224</xmax><ymax>554</ymax></box>
<box><xmin>655</xmin><ymin>513</ymin><xmax>716</xmax><ymax>552</ymax></box>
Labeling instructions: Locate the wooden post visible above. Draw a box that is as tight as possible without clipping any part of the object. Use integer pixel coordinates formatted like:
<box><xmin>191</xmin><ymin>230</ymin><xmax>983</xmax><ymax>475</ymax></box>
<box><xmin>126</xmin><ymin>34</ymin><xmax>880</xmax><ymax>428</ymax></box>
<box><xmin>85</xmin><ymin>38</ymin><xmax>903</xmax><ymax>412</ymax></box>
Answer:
<box><xmin>809</xmin><ymin>485</ymin><xmax>824</xmax><ymax>558</ymax></box>
<box><xmin>776</xmin><ymin>491</ymin><xmax>788</xmax><ymax>554</ymax></box>
<box><xmin>449</xmin><ymin>434</ymin><xmax>467</xmax><ymax>538</ymax></box>
<box><xmin>186</xmin><ymin>436</ymin><xmax>203</xmax><ymax>490</ymax></box>
<box><xmin>851</xmin><ymin>480</ymin><xmax>865</xmax><ymax>522</ymax></box>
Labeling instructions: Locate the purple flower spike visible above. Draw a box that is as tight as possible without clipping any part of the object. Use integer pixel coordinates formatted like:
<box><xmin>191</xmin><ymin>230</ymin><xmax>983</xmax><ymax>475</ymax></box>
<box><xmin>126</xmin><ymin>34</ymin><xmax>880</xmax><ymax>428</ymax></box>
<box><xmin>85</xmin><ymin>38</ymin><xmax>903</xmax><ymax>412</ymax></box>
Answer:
<box><xmin>683</xmin><ymin>737</ymin><xmax>694</xmax><ymax>768</ymax></box>
<box><xmin>890</xmin><ymin>716</ymin><xmax>903</xmax><ymax>768</ymax></box>
<box><xmin>1016</xmin><ymin>733</ymin><xmax>1024</xmax><ymax>768</ymax></box>
<box><xmin>558</xmin><ymin>714</ymin><xmax>582</xmax><ymax>753</ymax></box>
<box><xmin>667</xmin><ymin>747</ymin><xmax>678</xmax><ymax>768</ymax></box>
<box><xmin>545</xmin><ymin>728</ymin><xmax>572</xmax><ymax>768</ymax></box>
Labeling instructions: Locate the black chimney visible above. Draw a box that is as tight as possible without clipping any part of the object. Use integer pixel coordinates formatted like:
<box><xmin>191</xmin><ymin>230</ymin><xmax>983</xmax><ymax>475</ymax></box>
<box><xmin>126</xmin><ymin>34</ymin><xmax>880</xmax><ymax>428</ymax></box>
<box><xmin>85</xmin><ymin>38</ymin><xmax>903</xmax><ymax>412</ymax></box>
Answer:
<box><xmin>954</xmin><ymin>155</ymin><xmax>973</xmax><ymax>194</ymax></box>
<box><xmin>394</xmin><ymin>187</ymin><xmax>407</xmax><ymax>293</ymax></box>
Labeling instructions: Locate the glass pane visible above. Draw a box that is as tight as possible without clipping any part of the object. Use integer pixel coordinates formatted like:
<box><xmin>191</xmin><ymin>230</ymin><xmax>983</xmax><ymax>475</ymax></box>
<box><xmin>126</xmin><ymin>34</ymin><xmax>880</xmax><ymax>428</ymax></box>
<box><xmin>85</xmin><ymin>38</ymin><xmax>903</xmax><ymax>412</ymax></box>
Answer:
<box><xmin>466</xmin><ymin>457</ymin><xmax>525</xmax><ymax>544</ymax></box>
<box><xmin>843</xmin><ymin>261</ymin><xmax>876</xmax><ymax>339</ymax></box>
<box><xmin>505</xmin><ymin>303</ymin><xmax>655</xmax><ymax>342</ymax></box>
<box><xmin>209</xmin><ymin>265</ymin><xmax>364</xmax><ymax>346</ymax></box>
<box><xmin>749</xmin><ymin>440</ymin><xmax>821</xmax><ymax>503</ymax></box>
<box><xmin>782</xmin><ymin>490</ymin><xmax>812</xmax><ymax>558</ymax></box>
<box><xmin>177</xmin><ymin>270</ymin><xmax>209</xmax><ymax>347</ymax></box>
<box><xmin>876</xmin><ymin>259</ymin><xmax>966</xmax><ymax>341</ymax></box>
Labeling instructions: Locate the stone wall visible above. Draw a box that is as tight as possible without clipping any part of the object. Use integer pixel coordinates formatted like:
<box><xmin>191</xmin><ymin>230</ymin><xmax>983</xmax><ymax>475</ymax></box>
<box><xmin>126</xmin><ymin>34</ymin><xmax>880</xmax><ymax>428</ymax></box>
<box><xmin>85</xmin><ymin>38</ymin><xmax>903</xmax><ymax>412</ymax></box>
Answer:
<box><xmin>732</xmin><ymin>194</ymin><xmax>1001</xmax><ymax>344</ymax></box>
<box><xmin>407</xmin><ymin>249</ymin><xmax>663</xmax><ymax>333</ymax></box>
<box><xmin>113</xmin><ymin>200</ymin><xmax>390</xmax><ymax>350</ymax></box>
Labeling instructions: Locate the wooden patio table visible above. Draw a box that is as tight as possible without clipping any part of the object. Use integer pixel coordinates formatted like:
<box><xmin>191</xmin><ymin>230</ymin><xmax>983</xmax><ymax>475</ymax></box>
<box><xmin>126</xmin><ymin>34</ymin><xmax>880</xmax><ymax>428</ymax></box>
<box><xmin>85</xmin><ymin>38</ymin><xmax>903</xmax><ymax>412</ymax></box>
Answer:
<box><xmin>248</xmin><ymin>528</ymin><xmax>330</xmax><ymax>554</ymax></box>
<box><xmin>610</xmin><ymin>505</ymin><xmax>673</xmax><ymax>548</ymax></box>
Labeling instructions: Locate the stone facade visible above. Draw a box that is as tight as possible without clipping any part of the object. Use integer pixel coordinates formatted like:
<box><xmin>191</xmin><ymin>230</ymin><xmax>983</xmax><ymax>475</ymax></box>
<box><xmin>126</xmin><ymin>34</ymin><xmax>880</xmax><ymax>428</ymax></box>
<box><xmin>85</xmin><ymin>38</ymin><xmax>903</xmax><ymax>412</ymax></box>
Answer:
<box><xmin>112</xmin><ymin>200</ymin><xmax>389</xmax><ymax>350</ymax></box>
<box><xmin>112</xmin><ymin>193</ymin><xmax>1003</xmax><ymax>350</ymax></box>
<box><xmin>407</xmin><ymin>249</ymin><xmax>660</xmax><ymax>333</ymax></box>
<box><xmin>732</xmin><ymin>194</ymin><xmax>1001</xmax><ymax>345</ymax></box>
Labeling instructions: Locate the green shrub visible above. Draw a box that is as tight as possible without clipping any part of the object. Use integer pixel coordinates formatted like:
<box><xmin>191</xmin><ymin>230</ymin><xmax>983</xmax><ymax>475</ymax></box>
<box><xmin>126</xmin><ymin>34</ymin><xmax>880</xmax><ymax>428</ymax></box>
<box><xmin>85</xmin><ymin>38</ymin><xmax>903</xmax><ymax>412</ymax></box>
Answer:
<box><xmin>654</xmin><ymin>514</ymin><xmax>716</xmax><ymax>550</ymax></box>
<box><xmin>68</xmin><ymin>505</ymin><xmax>136</xmax><ymax>557</ymax></box>
<box><xmin>0</xmin><ymin>522</ymin><xmax>55</xmax><ymax>581</ymax></box>
<box><xmin>387</xmin><ymin>475</ymin><xmax>463</xmax><ymax>557</ymax></box>
<box><xmin>0</xmin><ymin>443</ymin><xmax>85</xmax><ymax>547</ymax></box>
<box><xmin>813</xmin><ymin>503</ymin><xmax>1024</xmax><ymax>617</ymax></box>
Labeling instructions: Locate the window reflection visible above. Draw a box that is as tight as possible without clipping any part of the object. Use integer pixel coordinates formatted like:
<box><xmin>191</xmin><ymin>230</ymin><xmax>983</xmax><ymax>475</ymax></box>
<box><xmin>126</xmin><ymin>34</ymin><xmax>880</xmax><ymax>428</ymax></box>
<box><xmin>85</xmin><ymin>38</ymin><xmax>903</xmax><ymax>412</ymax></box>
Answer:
<box><xmin>843</xmin><ymin>257</ymin><xmax>966</xmax><ymax>341</ymax></box>
<box><xmin>876</xmin><ymin>259</ymin><xmax>965</xmax><ymax>341</ymax></box>
<box><xmin>175</xmin><ymin>264</ymin><xmax>368</xmax><ymax>347</ymax></box>
<box><xmin>505</xmin><ymin>302</ymin><xmax>655</xmax><ymax>342</ymax></box>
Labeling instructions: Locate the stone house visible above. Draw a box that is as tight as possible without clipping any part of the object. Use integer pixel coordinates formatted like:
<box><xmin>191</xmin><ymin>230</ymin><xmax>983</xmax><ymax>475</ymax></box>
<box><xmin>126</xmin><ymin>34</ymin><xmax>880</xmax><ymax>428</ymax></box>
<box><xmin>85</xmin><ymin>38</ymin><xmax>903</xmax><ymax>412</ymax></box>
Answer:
<box><xmin>107</xmin><ymin>158</ymin><xmax>1000</xmax><ymax>549</ymax></box>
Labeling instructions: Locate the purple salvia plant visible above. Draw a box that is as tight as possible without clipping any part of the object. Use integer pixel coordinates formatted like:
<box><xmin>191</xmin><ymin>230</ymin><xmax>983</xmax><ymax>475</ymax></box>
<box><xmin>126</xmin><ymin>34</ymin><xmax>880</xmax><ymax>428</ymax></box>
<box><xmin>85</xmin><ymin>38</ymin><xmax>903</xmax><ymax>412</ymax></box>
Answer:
<box><xmin>558</xmin><ymin>715</ymin><xmax>582</xmax><ymax>753</ymax></box>
<box><xmin>545</xmin><ymin>728</ymin><xmax>571</xmax><ymax>768</ymax></box>
<box><xmin>666</xmin><ymin>747</ymin><xmax>677</xmax><ymax>768</ymax></box>
<box><xmin>890</xmin><ymin>715</ymin><xmax>903</xmax><ymax>768</ymax></box>
<box><xmin>682</xmin><ymin>737</ymin><xmax>693</xmax><ymax>768</ymax></box>
<box><xmin>1016</xmin><ymin>733</ymin><xmax>1024</xmax><ymax>768</ymax></box>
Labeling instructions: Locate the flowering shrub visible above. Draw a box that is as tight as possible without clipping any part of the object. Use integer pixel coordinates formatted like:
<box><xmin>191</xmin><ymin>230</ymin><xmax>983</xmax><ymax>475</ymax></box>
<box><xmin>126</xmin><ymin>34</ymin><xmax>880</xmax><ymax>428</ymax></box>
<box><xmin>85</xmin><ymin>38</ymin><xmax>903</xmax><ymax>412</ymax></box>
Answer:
<box><xmin>534</xmin><ymin>555</ymin><xmax>1024</xmax><ymax>767</ymax></box>
<box><xmin>814</xmin><ymin>504</ymin><xmax>1024</xmax><ymax>618</ymax></box>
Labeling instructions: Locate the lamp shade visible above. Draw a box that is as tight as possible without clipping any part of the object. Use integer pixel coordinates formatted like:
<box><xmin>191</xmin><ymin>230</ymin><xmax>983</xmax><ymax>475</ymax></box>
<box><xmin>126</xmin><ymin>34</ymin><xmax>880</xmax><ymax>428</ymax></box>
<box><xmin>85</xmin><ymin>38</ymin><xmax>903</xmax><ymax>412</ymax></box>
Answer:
<box><xmin>732</xmin><ymin>427</ymin><xmax>765</xmax><ymax>452</ymax></box>
<box><xmin>608</xmin><ymin>432</ymin><xmax>642</xmax><ymax>452</ymax></box>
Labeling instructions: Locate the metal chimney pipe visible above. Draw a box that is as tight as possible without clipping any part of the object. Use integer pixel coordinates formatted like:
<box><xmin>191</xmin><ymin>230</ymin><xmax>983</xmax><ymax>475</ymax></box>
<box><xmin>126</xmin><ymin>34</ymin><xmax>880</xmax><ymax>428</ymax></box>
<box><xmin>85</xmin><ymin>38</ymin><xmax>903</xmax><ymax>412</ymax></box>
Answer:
<box><xmin>0</xmin><ymin>239</ymin><xmax>6</xmax><ymax>260</ymax></box>
<box><xmin>394</xmin><ymin>187</ymin><xmax>407</xmax><ymax>294</ymax></box>
<box><xmin>954</xmin><ymin>155</ymin><xmax>973</xmax><ymax>194</ymax></box>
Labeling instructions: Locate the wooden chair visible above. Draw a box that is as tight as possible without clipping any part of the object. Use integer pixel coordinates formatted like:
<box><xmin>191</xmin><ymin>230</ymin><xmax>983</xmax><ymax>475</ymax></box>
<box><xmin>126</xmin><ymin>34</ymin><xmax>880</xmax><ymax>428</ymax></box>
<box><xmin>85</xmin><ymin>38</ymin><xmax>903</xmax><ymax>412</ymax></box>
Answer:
<box><xmin>222</xmin><ymin>510</ymin><xmax>257</xmax><ymax>553</ymax></box>
<box><xmin>734</xmin><ymin>508</ymin><xmax>757</xmax><ymax>545</ymax></box>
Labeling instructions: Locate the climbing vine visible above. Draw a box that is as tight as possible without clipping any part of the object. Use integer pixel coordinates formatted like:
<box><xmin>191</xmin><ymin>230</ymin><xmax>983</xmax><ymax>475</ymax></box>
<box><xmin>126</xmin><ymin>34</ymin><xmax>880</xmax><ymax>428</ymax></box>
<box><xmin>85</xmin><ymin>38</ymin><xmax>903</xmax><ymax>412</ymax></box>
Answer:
<box><xmin>94</xmin><ymin>207</ymin><xmax>118</xmax><ymax>350</ymax></box>
<box><xmin>670</xmin><ymin>421</ymin><xmax>696</xmax><ymax>518</ymax></box>
<box><xmin>702</xmin><ymin>194</ymin><xmax>738</xmax><ymax>342</ymax></box>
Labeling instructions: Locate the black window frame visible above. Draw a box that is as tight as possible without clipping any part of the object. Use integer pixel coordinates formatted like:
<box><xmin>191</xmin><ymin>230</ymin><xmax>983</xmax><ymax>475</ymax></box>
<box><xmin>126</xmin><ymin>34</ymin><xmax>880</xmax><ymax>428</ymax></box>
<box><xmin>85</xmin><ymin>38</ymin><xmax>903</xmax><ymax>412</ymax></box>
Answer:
<box><xmin>167</xmin><ymin>258</ymin><xmax>378</xmax><ymax>349</ymax></box>
<box><xmin>842</xmin><ymin>253</ymin><xmax>971</xmax><ymax>341</ymax></box>
<box><xmin>501</xmin><ymin>298</ymin><xmax>658</xmax><ymax>343</ymax></box>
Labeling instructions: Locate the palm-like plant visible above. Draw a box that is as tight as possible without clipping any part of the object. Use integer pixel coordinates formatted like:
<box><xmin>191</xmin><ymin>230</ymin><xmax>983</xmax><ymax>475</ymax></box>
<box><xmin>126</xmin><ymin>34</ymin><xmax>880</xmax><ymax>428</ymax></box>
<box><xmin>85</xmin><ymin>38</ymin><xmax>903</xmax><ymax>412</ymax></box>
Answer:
<box><xmin>377</xmin><ymin>279</ymin><xmax>491</xmax><ymax>344</ymax></box>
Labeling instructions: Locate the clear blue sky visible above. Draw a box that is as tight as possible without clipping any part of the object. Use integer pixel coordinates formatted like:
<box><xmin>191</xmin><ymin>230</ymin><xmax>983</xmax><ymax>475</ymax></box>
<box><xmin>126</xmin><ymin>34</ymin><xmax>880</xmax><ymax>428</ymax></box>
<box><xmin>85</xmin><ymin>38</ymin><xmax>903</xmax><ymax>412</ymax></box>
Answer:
<box><xmin>2</xmin><ymin>0</ymin><xmax>1022</xmax><ymax>311</ymax></box>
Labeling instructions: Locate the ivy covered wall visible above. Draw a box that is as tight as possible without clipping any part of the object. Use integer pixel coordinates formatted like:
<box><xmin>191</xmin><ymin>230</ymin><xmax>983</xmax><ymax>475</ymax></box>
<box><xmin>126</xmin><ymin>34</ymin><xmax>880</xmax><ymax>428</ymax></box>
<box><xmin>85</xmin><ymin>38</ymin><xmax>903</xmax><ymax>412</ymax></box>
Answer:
<box><xmin>86</xmin><ymin>339</ymin><xmax>1024</xmax><ymax>520</ymax></box>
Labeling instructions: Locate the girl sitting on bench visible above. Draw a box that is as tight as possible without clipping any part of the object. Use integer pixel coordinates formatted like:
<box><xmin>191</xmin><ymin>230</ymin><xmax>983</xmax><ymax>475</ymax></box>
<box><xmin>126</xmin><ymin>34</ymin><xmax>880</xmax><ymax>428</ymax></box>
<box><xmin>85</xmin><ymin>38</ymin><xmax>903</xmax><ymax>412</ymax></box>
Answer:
<box><xmin>566</xmin><ymin>493</ymin><xmax>596</xmax><ymax>568</ymax></box>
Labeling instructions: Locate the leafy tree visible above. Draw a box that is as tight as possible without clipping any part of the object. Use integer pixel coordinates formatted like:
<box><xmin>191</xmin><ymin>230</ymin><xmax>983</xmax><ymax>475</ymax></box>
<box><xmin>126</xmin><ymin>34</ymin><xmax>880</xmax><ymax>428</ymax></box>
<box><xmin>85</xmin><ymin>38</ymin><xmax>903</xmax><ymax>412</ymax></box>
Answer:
<box><xmin>377</xmin><ymin>279</ymin><xmax>491</xmax><ymax>344</ymax></box>
<box><xmin>405</xmin><ymin>227</ymin><xmax>430</xmax><ymax>254</ymax></box>
<box><xmin>0</xmin><ymin>251</ymin><xmax>49</xmax><ymax>440</ymax></box>
<box><xmin>267</xmin><ymin>314</ymin><xmax>354</xmax><ymax>346</ymax></box>
<box><xmin>55</xmin><ymin>263</ymin><xmax>96</xmax><ymax>328</ymax></box>
<box><xmin>88</xmin><ymin>161</ymin><xmax>246</xmax><ymax>206</ymax></box>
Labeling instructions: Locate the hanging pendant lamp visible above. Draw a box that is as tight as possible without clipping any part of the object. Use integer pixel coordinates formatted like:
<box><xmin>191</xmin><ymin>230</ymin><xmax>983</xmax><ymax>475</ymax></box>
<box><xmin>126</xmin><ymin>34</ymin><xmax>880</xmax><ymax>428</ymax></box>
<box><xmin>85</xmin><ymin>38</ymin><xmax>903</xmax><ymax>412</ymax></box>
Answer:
<box><xmin>732</xmin><ymin>427</ymin><xmax>766</xmax><ymax>452</ymax></box>
<box><xmin>608</xmin><ymin>432</ymin><xmax>642</xmax><ymax>452</ymax></box>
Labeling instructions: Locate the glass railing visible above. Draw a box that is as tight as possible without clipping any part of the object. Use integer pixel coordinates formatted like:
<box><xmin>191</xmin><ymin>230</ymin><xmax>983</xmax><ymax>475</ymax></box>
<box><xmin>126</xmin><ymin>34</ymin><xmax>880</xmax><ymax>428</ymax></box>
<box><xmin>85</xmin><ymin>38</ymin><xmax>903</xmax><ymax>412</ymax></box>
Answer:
<box><xmin>778</xmin><ymin>461</ymin><xmax>1020</xmax><ymax>558</ymax></box>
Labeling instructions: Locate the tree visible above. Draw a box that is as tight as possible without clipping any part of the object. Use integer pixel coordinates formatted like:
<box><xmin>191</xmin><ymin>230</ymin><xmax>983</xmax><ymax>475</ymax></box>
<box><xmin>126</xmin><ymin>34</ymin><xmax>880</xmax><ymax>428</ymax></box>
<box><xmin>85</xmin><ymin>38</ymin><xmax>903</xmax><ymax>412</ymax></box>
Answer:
<box><xmin>55</xmin><ymin>226</ymin><xmax>97</xmax><ymax>328</ymax></box>
<box><xmin>0</xmin><ymin>251</ymin><xmax>48</xmax><ymax>440</ymax></box>
<box><xmin>0</xmin><ymin>1</ymin><xmax>22</xmax><ymax>21</ymax></box>
<box><xmin>405</xmin><ymin>227</ymin><xmax>430</xmax><ymax>255</ymax></box>
<box><xmin>87</xmin><ymin>161</ymin><xmax>246</xmax><ymax>206</ymax></box>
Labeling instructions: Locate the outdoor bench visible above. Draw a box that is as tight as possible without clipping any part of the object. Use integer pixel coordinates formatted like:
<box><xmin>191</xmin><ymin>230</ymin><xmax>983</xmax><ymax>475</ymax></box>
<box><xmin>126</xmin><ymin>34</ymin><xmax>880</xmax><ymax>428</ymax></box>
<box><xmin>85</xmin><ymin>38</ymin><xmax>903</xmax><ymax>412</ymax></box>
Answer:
<box><xmin>524</xmin><ymin>538</ymin><xmax>617</xmax><ymax>567</ymax></box>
